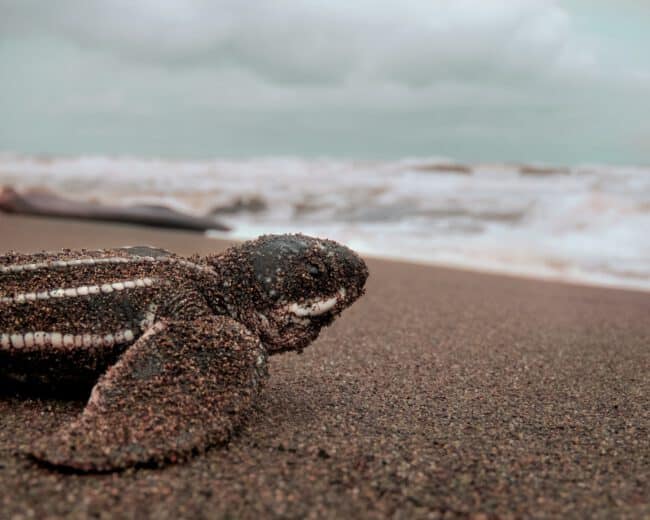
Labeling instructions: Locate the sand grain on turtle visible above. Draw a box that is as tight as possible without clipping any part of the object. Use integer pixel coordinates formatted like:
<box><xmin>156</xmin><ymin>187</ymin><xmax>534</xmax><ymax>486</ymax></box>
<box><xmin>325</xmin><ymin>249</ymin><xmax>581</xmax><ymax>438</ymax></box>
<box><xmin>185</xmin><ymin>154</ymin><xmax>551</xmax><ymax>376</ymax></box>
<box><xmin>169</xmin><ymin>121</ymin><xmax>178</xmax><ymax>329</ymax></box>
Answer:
<box><xmin>0</xmin><ymin>234</ymin><xmax>368</xmax><ymax>472</ymax></box>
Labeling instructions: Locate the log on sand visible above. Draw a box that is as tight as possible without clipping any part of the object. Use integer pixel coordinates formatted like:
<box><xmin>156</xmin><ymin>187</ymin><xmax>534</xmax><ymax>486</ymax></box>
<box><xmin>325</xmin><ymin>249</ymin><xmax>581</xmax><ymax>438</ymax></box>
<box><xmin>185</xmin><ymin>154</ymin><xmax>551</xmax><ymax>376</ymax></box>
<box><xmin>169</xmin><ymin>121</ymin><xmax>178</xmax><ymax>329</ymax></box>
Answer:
<box><xmin>0</xmin><ymin>186</ymin><xmax>230</xmax><ymax>232</ymax></box>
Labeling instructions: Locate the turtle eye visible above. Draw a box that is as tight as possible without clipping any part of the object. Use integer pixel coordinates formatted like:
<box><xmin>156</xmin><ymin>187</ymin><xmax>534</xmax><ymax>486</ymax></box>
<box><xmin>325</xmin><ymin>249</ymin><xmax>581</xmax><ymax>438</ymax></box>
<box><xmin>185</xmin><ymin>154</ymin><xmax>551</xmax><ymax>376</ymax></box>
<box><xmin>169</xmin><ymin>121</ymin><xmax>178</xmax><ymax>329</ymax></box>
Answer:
<box><xmin>307</xmin><ymin>263</ymin><xmax>323</xmax><ymax>277</ymax></box>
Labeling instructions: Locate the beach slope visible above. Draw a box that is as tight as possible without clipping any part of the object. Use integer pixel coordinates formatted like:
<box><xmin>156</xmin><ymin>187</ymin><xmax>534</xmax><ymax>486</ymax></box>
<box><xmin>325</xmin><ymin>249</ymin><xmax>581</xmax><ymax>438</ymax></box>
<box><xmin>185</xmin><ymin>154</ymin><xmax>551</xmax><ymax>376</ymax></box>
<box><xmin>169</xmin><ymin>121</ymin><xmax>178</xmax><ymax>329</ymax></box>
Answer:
<box><xmin>0</xmin><ymin>215</ymin><xmax>648</xmax><ymax>518</ymax></box>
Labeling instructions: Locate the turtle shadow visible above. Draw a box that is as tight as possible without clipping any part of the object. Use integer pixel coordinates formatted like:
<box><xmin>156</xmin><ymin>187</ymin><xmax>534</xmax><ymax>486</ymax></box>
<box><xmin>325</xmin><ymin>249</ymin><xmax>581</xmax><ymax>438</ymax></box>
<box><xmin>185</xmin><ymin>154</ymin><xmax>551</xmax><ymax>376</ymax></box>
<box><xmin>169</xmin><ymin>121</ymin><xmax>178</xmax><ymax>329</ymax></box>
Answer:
<box><xmin>0</xmin><ymin>376</ymin><xmax>93</xmax><ymax>402</ymax></box>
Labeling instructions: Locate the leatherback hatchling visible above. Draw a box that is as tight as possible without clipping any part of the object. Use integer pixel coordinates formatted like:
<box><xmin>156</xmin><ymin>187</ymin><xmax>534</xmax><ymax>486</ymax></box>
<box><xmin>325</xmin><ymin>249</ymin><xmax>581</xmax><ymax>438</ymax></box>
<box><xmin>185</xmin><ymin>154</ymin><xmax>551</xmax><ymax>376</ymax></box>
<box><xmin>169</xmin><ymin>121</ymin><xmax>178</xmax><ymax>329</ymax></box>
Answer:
<box><xmin>0</xmin><ymin>234</ymin><xmax>368</xmax><ymax>471</ymax></box>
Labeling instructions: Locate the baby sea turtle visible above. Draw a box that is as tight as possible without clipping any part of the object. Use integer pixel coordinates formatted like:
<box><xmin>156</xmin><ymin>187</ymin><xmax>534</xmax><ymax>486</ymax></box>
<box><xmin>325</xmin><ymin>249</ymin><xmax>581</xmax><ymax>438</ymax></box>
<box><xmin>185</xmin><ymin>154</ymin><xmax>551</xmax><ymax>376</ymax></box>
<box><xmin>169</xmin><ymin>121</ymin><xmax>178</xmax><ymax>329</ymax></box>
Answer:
<box><xmin>0</xmin><ymin>234</ymin><xmax>368</xmax><ymax>471</ymax></box>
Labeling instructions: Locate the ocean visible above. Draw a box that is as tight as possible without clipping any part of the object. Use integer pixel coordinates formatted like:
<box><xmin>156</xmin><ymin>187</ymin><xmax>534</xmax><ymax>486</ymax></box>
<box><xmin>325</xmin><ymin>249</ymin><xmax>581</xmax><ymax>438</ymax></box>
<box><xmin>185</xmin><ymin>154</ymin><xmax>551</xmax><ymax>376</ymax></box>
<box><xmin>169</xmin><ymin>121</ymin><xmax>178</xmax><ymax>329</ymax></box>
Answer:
<box><xmin>1</xmin><ymin>154</ymin><xmax>649</xmax><ymax>291</ymax></box>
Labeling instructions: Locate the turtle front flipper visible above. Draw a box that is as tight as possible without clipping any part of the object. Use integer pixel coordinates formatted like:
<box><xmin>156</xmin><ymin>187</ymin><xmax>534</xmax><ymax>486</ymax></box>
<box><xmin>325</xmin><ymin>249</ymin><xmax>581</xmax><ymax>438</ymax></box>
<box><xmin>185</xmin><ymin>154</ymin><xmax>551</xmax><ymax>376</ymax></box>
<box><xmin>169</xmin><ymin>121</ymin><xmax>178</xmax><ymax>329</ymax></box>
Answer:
<box><xmin>30</xmin><ymin>316</ymin><xmax>267</xmax><ymax>472</ymax></box>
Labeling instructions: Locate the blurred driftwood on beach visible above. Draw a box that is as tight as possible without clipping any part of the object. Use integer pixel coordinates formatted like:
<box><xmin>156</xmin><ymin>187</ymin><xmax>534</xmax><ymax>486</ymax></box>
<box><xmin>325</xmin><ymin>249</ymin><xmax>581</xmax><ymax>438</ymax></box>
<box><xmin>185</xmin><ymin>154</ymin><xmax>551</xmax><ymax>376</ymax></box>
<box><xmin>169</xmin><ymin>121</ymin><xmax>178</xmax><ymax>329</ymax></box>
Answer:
<box><xmin>0</xmin><ymin>186</ymin><xmax>230</xmax><ymax>232</ymax></box>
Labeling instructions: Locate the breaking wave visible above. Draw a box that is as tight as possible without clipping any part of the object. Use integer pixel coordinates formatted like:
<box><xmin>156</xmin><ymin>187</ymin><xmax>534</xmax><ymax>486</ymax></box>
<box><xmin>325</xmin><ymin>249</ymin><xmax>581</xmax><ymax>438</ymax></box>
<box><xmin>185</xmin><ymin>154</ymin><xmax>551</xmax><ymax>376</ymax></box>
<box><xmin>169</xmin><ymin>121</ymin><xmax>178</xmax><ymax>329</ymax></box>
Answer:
<box><xmin>1</xmin><ymin>153</ymin><xmax>649</xmax><ymax>291</ymax></box>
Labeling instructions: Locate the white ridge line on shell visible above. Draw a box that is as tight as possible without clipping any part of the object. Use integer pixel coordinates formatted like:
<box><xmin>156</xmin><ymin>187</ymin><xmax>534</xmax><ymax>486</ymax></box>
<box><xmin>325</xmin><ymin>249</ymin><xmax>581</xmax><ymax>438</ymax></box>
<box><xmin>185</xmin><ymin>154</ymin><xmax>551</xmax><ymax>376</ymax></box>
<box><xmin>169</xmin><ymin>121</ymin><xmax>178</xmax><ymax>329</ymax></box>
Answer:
<box><xmin>0</xmin><ymin>328</ymin><xmax>138</xmax><ymax>350</ymax></box>
<box><xmin>287</xmin><ymin>288</ymin><xmax>346</xmax><ymax>317</ymax></box>
<box><xmin>0</xmin><ymin>256</ymin><xmax>133</xmax><ymax>273</ymax></box>
<box><xmin>0</xmin><ymin>255</ymin><xmax>217</xmax><ymax>276</ymax></box>
<box><xmin>0</xmin><ymin>277</ymin><xmax>157</xmax><ymax>304</ymax></box>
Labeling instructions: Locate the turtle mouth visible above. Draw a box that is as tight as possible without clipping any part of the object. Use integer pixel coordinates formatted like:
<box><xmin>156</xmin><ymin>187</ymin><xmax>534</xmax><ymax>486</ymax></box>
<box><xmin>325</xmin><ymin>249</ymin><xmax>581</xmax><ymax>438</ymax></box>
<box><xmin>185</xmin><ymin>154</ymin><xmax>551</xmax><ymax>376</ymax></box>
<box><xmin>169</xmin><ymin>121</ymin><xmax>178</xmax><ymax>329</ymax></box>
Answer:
<box><xmin>253</xmin><ymin>289</ymin><xmax>348</xmax><ymax>354</ymax></box>
<box><xmin>255</xmin><ymin>281</ymin><xmax>369</xmax><ymax>354</ymax></box>
<box><xmin>286</xmin><ymin>288</ymin><xmax>347</xmax><ymax>318</ymax></box>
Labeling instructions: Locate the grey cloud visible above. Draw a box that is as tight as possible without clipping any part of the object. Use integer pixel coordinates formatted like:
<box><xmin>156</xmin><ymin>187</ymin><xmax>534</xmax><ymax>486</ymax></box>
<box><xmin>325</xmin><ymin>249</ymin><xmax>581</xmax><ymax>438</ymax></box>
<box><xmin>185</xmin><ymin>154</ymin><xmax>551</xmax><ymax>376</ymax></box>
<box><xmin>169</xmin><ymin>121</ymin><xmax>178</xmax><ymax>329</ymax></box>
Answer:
<box><xmin>0</xmin><ymin>0</ymin><xmax>602</xmax><ymax>86</ymax></box>
<box><xmin>0</xmin><ymin>0</ymin><xmax>649</xmax><ymax>164</ymax></box>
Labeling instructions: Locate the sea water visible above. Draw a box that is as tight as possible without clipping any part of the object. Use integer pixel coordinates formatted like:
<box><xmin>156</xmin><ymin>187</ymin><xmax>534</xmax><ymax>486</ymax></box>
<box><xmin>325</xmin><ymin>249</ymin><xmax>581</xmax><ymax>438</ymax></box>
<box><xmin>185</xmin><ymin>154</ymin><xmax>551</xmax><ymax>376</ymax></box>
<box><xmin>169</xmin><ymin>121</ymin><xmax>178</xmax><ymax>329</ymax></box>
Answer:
<box><xmin>1</xmin><ymin>154</ymin><xmax>649</xmax><ymax>291</ymax></box>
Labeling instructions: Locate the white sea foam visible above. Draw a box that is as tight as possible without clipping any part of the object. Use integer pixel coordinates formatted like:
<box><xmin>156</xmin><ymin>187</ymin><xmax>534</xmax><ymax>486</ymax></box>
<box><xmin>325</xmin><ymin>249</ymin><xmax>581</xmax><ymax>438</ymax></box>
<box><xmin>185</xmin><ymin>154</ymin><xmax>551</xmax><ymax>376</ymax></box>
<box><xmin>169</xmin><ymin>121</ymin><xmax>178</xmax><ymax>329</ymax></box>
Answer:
<box><xmin>1</xmin><ymin>153</ymin><xmax>649</xmax><ymax>291</ymax></box>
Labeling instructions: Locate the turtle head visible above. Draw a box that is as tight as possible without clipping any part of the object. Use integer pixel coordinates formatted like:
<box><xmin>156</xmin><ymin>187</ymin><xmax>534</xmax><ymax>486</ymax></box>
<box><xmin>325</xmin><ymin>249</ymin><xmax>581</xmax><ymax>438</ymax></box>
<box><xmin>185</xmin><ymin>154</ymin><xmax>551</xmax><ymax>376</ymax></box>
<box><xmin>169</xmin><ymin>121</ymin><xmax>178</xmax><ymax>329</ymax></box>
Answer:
<box><xmin>206</xmin><ymin>234</ymin><xmax>368</xmax><ymax>354</ymax></box>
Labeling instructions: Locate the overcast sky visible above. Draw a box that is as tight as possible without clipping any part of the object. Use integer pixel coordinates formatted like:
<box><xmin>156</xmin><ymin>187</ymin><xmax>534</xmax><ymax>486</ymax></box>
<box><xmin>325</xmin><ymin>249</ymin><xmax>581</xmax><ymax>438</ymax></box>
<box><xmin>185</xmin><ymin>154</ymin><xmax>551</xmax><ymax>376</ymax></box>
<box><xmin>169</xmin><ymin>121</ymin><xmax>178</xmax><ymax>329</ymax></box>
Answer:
<box><xmin>1</xmin><ymin>0</ymin><xmax>649</xmax><ymax>164</ymax></box>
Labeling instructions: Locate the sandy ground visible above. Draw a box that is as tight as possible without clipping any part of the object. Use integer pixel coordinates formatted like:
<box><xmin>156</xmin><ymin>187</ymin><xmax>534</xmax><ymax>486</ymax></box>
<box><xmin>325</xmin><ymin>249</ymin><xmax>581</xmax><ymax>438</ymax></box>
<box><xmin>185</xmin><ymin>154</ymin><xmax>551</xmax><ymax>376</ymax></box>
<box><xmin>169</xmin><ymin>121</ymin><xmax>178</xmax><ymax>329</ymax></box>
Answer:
<box><xmin>0</xmin><ymin>215</ymin><xmax>648</xmax><ymax>519</ymax></box>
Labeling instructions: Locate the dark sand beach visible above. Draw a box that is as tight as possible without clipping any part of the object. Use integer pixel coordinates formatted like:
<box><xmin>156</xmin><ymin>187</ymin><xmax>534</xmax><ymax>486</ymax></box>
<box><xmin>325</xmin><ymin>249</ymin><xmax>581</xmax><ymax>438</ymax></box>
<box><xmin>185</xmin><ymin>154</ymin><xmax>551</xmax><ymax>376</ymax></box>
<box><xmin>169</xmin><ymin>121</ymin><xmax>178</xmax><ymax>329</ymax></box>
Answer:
<box><xmin>0</xmin><ymin>215</ymin><xmax>648</xmax><ymax>518</ymax></box>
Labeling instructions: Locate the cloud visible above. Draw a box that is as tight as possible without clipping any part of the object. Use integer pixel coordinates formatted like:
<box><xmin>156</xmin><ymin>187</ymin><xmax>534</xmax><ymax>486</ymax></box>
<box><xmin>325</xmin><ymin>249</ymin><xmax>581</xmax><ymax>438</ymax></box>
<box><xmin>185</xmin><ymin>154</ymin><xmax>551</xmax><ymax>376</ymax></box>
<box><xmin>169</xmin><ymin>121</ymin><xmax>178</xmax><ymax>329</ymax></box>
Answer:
<box><xmin>0</xmin><ymin>0</ymin><xmax>601</xmax><ymax>86</ymax></box>
<box><xmin>0</xmin><ymin>0</ymin><xmax>648</xmax><ymax>163</ymax></box>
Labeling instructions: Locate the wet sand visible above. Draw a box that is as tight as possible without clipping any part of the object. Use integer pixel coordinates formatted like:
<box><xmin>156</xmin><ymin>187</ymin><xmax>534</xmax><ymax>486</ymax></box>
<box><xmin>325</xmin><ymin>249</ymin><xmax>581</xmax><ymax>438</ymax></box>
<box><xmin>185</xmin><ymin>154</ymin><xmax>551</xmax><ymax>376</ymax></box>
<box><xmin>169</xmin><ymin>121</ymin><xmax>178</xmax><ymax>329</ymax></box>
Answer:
<box><xmin>0</xmin><ymin>215</ymin><xmax>648</xmax><ymax>518</ymax></box>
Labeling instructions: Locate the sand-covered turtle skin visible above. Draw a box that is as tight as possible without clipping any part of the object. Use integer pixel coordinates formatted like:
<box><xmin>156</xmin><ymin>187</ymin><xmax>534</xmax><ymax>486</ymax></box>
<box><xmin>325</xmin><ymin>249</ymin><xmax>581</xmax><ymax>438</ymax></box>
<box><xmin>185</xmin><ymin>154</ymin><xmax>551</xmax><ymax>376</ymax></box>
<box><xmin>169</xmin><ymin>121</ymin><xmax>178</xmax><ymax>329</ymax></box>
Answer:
<box><xmin>0</xmin><ymin>234</ymin><xmax>368</xmax><ymax>471</ymax></box>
